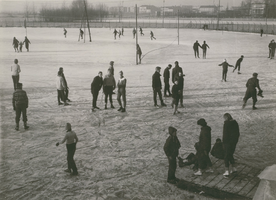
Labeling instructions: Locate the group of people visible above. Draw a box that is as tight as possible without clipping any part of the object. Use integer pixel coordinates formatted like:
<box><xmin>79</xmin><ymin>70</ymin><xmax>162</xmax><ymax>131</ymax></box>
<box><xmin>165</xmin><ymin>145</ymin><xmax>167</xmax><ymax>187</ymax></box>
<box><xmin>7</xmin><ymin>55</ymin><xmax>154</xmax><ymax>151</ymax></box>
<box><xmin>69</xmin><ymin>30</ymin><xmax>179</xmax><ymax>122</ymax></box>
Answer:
<box><xmin>193</xmin><ymin>40</ymin><xmax>210</xmax><ymax>59</ymax></box>
<box><xmin>164</xmin><ymin>113</ymin><xmax>240</xmax><ymax>184</ymax></box>
<box><xmin>12</xmin><ymin>36</ymin><xmax>31</xmax><ymax>52</ymax></box>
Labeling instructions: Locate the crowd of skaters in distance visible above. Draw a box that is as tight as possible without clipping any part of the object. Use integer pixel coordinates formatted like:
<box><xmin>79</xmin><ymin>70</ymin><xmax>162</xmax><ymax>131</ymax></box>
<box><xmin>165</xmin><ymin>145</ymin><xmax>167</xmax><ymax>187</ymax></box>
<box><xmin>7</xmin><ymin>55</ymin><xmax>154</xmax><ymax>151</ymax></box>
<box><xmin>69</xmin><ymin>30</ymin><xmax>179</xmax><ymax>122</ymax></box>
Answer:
<box><xmin>12</xmin><ymin>36</ymin><xmax>31</xmax><ymax>52</ymax></box>
<box><xmin>9</xmin><ymin>27</ymin><xmax>271</xmax><ymax>180</ymax></box>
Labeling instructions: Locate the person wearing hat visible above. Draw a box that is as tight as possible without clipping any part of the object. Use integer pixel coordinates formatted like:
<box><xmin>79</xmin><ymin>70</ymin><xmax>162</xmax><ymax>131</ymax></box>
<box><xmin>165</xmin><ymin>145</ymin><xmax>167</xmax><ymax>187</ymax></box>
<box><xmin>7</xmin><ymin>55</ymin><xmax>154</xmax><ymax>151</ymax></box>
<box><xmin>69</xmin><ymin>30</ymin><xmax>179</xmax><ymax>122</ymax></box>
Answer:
<box><xmin>268</xmin><ymin>40</ymin><xmax>274</xmax><ymax>58</ymax></box>
<box><xmin>270</xmin><ymin>40</ymin><xmax>276</xmax><ymax>59</ymax></box>
<box><xmin>164</xmin><ymin>126</ymin><xmax>181</xmax><ymax>184</ymax></box>
<box><xmin>117</xmin><ymin>70</ymin><xmax>127</xmax><ymax>112</ymax></box>
<box><xmin>201</xmin><ymin>41</ymin><xmax>210</xmax><ymax>59</ymax></box>
<box><xmin>56</xmin><ymin>71</ymin><xmax>69</xmax><ymax>106</ymax></box>
<box><xmin>163</xmin><ymin>64</ymin><xmax>172</xmax><ymax>97</ymax></box>
<box><xmin>218</xmin><ymin>59</ymin><xmax>234</xmax><ymax>82</ymax></box>
<box><xmin>12</xmin><ymin>82</ymin><xmax>29</xmax><ymax>130</ymax></box>
<box><xmin>91</xmin><ymin>71</ymin><xmax>103</xmax><ymax>111</ymax></box>
<box><xmin>193</xmin><ymin>40</ymin><xmax>202</xmax><ymax>58</ymax></box>
<box><xmin>103</xmin><ymin>69</ymin><xmax>116</xmax><ymax>109</ymax></box>
<box><xmin>233</xmin><ymin>55</ymin><xmax>244</xmax><ymax>74</ymax></box>
<box><xmin>59</xmin><ymin>67</ymin><xmax>71</xmax><ymax>102</ymax></box>
<box><xmin>11</xmin><ymin>59</ymin><xmax>21</xmax><ymax>90</ymax></box>
<box><xmin>171</xmin><ymin>61</ymin><xmax>183</xmax><ymax>84</ymax></box>
<box><xmin>194</xmin><ymin>118</ymin><xmax>213</xmax><ymax>176</ymax></box>
<box><xmin>56</xmin><ymin>123</ymin><xmax>79</xmax><ymax>176</ymax></box>
<box><xmin>152</xmin><ymin>66</ymin><xmax>166</xmax><ymax>107</ymax></box>
<box><xmin>242</xmin><ymin>73</ymin><xmax>262</xmax><ymax>110</ymax></box>
<box><xmin>108</xmin><ymin>61</ymin><xmax>115</xmax><ymax>76</ymax></box>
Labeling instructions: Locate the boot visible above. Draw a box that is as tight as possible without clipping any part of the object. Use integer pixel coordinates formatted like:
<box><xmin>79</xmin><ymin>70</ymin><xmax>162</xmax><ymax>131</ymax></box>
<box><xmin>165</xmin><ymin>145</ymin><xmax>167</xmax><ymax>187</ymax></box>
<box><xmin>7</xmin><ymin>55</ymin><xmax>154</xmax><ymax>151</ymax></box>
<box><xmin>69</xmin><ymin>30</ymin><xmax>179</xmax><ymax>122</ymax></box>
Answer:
<box><xmin>111</xmin><ymin>104</ymin><xmax>115</xmax><ymax>109</ymax></box>
<box><xmin>121</xmin><ymin>108</ymin><xmax>126</xmax><ymax>112</ymax></box>
<box><xmin>15</xmin><ymin>123</ymin><xmax>19</xmax><ymax>131</ymax></box>
<box><xmin>24</xmin><ymin>122</ymin><xmax>29</xmax><ymax>130</ymax></box>
<box><xmin>118</xmin><ymin>107</ymin><xmax>123</xmax><ymax>111</ymax></box>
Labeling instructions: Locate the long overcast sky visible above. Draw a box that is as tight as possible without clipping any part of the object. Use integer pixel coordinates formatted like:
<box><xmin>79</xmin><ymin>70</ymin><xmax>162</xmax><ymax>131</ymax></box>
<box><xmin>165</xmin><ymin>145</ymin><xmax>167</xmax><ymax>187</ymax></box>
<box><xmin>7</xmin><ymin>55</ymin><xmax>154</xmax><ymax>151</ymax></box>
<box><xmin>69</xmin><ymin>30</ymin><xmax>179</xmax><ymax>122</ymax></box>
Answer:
<box><xmin>0</xmin><ymin>0</ymin><xmax>244</xmax><ymax>13</ymax></box>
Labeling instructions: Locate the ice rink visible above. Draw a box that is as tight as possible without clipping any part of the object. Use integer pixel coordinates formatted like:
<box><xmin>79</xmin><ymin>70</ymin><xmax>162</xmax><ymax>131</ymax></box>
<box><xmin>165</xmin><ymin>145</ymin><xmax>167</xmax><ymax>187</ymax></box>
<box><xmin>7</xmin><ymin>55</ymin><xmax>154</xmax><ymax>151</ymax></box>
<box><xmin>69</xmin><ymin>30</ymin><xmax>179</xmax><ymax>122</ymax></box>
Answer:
<box><xmin>0</xmin><ymin>27</ymin><xmax>276</xmax><ymax>199</ymax></box>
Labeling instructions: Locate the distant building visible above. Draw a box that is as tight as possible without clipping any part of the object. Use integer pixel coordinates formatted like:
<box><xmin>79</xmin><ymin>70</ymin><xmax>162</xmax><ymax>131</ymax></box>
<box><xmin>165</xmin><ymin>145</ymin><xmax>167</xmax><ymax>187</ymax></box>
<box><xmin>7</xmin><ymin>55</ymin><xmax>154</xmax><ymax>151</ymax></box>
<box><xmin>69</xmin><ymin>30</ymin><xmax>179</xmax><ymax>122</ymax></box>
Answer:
<box><xmin>161</xmin><ymin>7</ymin><xmax>174</xmax><ymax>16</ymax></box>
<box><xmin>250</xmin><ymin>2</ymin><xmax>265</xmax><ymax>17</ymax></box>
<box><xmin>199</xmin><ymin>5</ymin><xmax>218</xmax><ymax>14</ymax></box>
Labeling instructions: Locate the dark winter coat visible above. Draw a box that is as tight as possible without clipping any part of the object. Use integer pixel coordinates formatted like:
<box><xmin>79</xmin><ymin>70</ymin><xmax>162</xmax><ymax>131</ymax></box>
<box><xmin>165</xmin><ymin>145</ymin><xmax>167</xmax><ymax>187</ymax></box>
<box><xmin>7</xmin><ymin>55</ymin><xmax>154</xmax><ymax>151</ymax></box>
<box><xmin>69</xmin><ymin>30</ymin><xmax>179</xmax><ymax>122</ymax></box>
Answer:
<box><xmin>12</xmin><ymin>89</ymin><xmax>28</xmax><ymax>109</ymax></box>
<box><xmin>91</xmin><ymin>76</ymin><xmax>103</xmax><ymax>93</ymax></box>
<box><xmin>223</xmin><ymin>120</ymin><xmax>240</xmax><ymax>146</ymax></box>
<box><xmin>219</xmin><ymin>61</ymin><xmax>234</xmax><ymax>71</ymax></box>
<box><xmin>199</xmin><ymin>125</ymin><xmax>212</xmax><ymax>153</ymax></box>
<box><xmin>164</xmin><ymin>135</ymin><xmax>181</xmax><ymax>158</ymax></box>
<box><xmin>246</xmin><ymin>77</ymin><xmax>260</xmax><ymax>91</ymax></box>
<box><xmin>172</xmin><ymin>66</ymin><xmax>183</xmax><ymax>83</ymax></box>
<box><xmin>152</xmin><ymin>71</ymin><xmax>162</xmax><ymax>89</ymax></box>
<box><xmin>163</xmin><ymin>67</ymin><xmax>170</xmax><ymax>83</ymax></box>
<box><xmin>193</xmin><ymin>42</ymin><xmax>202</xmax><ymax>50</ymax></box>
<box><xmin>172</xmin><ymin>84</ymin><xmax>180</xmax><ymax>100</ymax></box>
<box><xmin>178</xmin><ymin>75</ymin><xmax>184</xmax><ymax>90</ymax></box>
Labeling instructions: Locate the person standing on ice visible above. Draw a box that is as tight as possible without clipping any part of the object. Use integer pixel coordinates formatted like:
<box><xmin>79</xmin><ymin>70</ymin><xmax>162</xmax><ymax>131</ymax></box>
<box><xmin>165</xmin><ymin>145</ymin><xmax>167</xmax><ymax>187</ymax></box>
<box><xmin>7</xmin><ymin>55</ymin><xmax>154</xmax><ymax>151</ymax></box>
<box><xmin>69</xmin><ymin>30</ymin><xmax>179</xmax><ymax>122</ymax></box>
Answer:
<box><xmin>193</xmin><ymin>40</ymin><xmax>202</xmax><ymax>58</ymax></box>
<box><xmin>171</xmin><ymin>80</ymin><xmax>180</xmax><ymax>115</ymax></box>
<box><xmin>177</xmin><ymin>72</ymin><xmax>185</xmax><ymax>108</ymax></box>
<box><xmin>201</xmin><ymin>41</ymin><xmax>210</xmax><ymax>59</ymax></box>
<box><xmin>12</xmin><ymin>37</ymin><xmax>19</xmax><ymax>52</ymax></box>
<box><xmin>218</xmin><ymin>59</ymin><xmax>234</xmax><ymax>82</ymax></box>
<box><xmin>108</xmin><ymin>61</ymin><xmax>115</xmax><ymax>76</ymax></box>
<box><xmin>56</xmin><ymin>123</ymin><xmax>79</xmax><ymax>176</ymax></box>
<box><xmin>233</xmin><ymin>55</ymin><xmax>244</xmax><ymax>74</ymax></box>
<box><xmin>242</xmin><ymin>73</ymin><xmax>263</xmax><ymax>110</ymax></box>
<box><xmin>172</xmin><ymin>61</ymin><xmax>183</xmax><ymax>83</ymax></box>
<box><xmin>222</xmin><ymin>113</ymin><xmax>240</xmax><ymax>177</ymax></box>
<box><xmin>23</xmin><ymin>36</ymin><xmax>31</xmax><ymax>52</ymax></box>
<box><xmin>91</xmin><ymin>71</ymin><xmax>103</xmax><ymax>111</ymax></box>
<box><xmin>260</xmin><ymin>29</ymin><xmax>263</xmax><ymax>37</ymax></box>
<box><xmin>113</xmin><ymin>29</ymin><xmax>118</xmax><ymax>40</ymax></box>
<box><xmin>59</xmin><ymin>67</ymin><xmax>71</xmax><ymax>102</ymax></box>
<box><xmin>117</xmin><ymin>71</ymin><xmax>127</xmax><ymax>112</ymax></box>
<box><xmin>64</xmin><ymin>28</ymin><xmax>67</xmax><ymax>38</ymax></box>
<box><xmin>103</xmin><ymin>69</ymin><xmax>116</xmax><ymax>109</ymax></box>
<box><xmin>150</xmin><ymin>31</ymin><xmax>156</xmax><ymax>40</ymax></box>
<box><xmin>164</xmin><ymin>126</ymin><xmax>181</xmax><ymax>184</ymax></box>
<box><xmin>152</xmin><ymin>66</ymin><xmax>166</xmax><ymax>108</ymax></box>
<box><xmin>56</xmin><ymin>71</ymin><xmax>69</xmax><ymax>106</ymax></box>
<box><xmin>19</xmin><ymin>41</ymin><xmax>23</xmax><ymax>52</ymax></box>
<box><xmin>121</xmin><ymin>27</ymin><xmax>124</xmax><ymax>36</ymax></box>
<box><xmin>12</xmin><ymin>83</ymin><xmax>29</xmax><ymax>131</ymax></box>
<box><xmin>163</xmin><ymin>64</ymin><xmax>172</xmax><ymax>97</ymax></box>
<box><xmin>79</xmin><ymin>29</ymin><xmax>84</xmax><ymax>39</ymax></box>
<box><xmin>268</xmin><ymin>40</ymin><xmax>274</xmax><ymax>58</ymax></box>
<box><xmin>270</xmin><ymin>40</ymin><xmax>276</xmax><ymax>59</ymax></box>
<box><xmin>11</xmin><ymin>59</ymin><xmax>21</xmax><ymax>90</ymax></box>
<box><xmin>136</xmin><ymin>44</ymin><xmax>142</xmax><ymax>64</ymax></box>
<box><xmin>132</xmin><ymin>28</ymin><xmax>136</xmax><ymax>39</ymax></box>
<box><xmin>139</xmin><ymin>26</ymin><xmax>144</xmax><ymax>36</ymax></box>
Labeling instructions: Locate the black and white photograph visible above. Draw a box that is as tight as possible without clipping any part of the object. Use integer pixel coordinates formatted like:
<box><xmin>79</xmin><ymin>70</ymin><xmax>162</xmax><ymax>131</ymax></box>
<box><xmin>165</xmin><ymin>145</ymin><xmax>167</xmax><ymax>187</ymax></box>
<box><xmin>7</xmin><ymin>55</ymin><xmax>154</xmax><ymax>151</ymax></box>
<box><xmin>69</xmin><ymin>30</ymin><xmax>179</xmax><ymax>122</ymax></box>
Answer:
<box><xmin>0</xmin><ymin>0</ymin><xmax>276</xmax><ymax>199</ymax></box>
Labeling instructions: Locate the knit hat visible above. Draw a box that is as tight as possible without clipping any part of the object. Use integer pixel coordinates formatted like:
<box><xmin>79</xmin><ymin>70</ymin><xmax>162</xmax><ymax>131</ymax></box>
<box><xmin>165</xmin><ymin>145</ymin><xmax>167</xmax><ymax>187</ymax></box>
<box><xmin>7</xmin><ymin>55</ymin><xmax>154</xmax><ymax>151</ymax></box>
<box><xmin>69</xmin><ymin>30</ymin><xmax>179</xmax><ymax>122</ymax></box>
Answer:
<box><xmin>110</xmin><ymin>61</ymin><xmax>114</xmax><ymax>65</ymax></box>
<box><xmin>66</xmin><ymin>123</ymin><xmax>71</xmax><ymax>131</ymax></box>
<box><xmin>168</xmin><ymin>126</ymin><xmax>177</xmax><ymax>135</ymax></box>
<box><xmin>197</xmin><ymin>118</ymin><xmax>207</xmax><ymax>126</ymax></box>
<box><xmin>253</xmin><ymin>72</ymin><xmax>258</xmax><ymax>77</ymax></box>
<box><xmin>156</xmin><ymin>66</ymin><xmax>161</xmax><ymax>70</ymax></box>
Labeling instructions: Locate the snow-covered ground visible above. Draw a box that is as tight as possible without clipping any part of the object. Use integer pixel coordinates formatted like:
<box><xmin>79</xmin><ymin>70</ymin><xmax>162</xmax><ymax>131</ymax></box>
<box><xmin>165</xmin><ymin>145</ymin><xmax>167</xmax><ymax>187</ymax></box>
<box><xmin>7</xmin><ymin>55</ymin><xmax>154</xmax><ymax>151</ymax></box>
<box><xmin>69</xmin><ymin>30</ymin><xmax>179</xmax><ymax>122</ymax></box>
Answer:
<box><xmin>0</xmin><ymin>27</ymin><xmax>275</xmax><ymax>199</ymax></box>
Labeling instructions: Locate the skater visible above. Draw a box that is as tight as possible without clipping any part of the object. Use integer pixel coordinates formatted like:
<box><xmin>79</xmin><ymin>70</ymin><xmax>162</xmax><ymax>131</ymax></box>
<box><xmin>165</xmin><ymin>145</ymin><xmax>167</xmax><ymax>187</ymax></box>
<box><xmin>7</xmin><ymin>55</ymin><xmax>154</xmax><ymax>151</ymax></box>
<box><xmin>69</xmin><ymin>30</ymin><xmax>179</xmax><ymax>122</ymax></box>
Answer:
<box><xmin>268</xmin><ymin>40</ymin><xmax>274</xmax><ymax>58</ymax></box>
<box><xmin>12</xmin><ymin>37</ymin><xmax>19</xmax><ymax>52</ymax></box>
<box><xmin>11</xmin><ymin>59</ymin><xmax>21</xmax><ymax>90</ymax></box>
<box><xmin>108</xmin><ymin>61</ymin><xmax>115</xmax><ymax>76</ymax></box>
<box><xmin>163</xmin><ymin>64</ymin><xmax>172</xmax><ymax>97</ymax></box>
<box><xmin>193</xmin><ymin>40</ymin><xmax>202</xmax><ymax>58</ymax></box>
<box><xmin>59</xmin><ymin>67</ymin><xmax>71</xmax><ymax>102</ymax></box>
<box><xmin>56</xmin><ymin>123</ymin><xmax>79</xmax><ymax>176</ymax></box>
<box><xmin>132</xmin><ymin>28</ymin><xmax>136</xmax><ymax>39</ymax></box>
<box><xmin>139</xmin><ymin>26</ymin><xmax>144</xmax><ymax>36</ymax></box>
<box><xmin>56</xmin><ymin>71</ymin><xmax>69</xmax><ymax>106</ymax></box>
<box><xmin>194</xmin><ymin>118</ymin><xmax>213</xmax><ymax>176</ymax></box>
<box><xmin>121</xmin><ymin>27</ymin><xmax>124</xmax><ymax>36</ymax></box>
<box><xmin>172</xmin><ymin>61</ymin><xmax>183</xmax><ymax>83</ymax></box>
<box><xmin>171</xmin><ymin>80</ymin><xmax>180</xmax><ymax>115</ymax></box>
<box><xmin>242</xmin><ymin>73</ymin><xmax>263</xmax><ymax>110</ymax></box>
<box><xmin>103</xmin><ymin>69</ymin><xmax>116</xmax><ymax>109</ymax></box>
<box><xmin>222</xmin><ymin>113</ymin><xmax>240</xmax><ymax>177</ymax></box>
<box><xmin>218</xmin><ymin>59</ymin><xmax>234</xmax><ymax>82</ymax></box>
<box><xmin>178</xmin><ymin>72</ymin><xmax>185</xmax><ymax>108</ymax></box>
<box><xmin>64</xmin><ymin>28</ymin><xmax>67</xmax><ymax>38</ymax></box>
<box><xmin>150</xmin><ymin>31</ymin><xmax>156</xmax><ymax>40</ymax></box>
<box><xmin>201</xmin><ymin>41</ymin><xmax>210</xmax><ymax>59</ymax></box>
<box><xmin>79</xmin><ymin>29</ymin><xmax>84</xmax><ymax>39</ymax></box>
<box><xmin>91</xmin><ymin>71</ymin><xmax>103</xmax><ymax>111</ymax></box>
<box><xmin>136</xmin><ymin>44</ymin><xmax>142</xmax><ymax>64</ymax></box>
<box><xmin>270</xmin><ymin>40</ymin><xmax>276</xmax><ymax>59</ymax></box>
<box><xmin>233</xmin><ymin>55</ymin><xmax>244</xmax><ymax>74</ymax></box>
<box><xmin>260</xmin><ymin>29</ymin><xmax>263</xmax><ymax>37</ymax></box>
<box><xmin>23</xmin><ymin>36</ymin><xmax>31</xmax><ymax>52</ymax></box>
<box><xmin>152</xmin><ymin>66</ymin><xmax>166</xmax><ymax>107</ymax></box>
<box><xmin>113</xmin><ymin>29</ymin><xmax>118</xmax><ymax>40</ymax></box>
<box><xmin>164</xmin><ymin>126</ymin><xmax>181</xmax><ymax>184</ymax></box>
<box><xmin>19</xmin><ymin>41</ymin><xmax>23</xmax><ymax>52</ymax></box>
<box><xmin>118</xmin><ymin>30</ymin><xmax>122</xmax><ymax>38</ymax></box>
<box><xmin>12</xmin><ymin>83</ymin><xmax>29</xmax><ymax>131</ymax></box>
<box><xmin>117</xmin><ymin>71</ymin><xmax>127</xmax><ymax>112</ymax></box>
